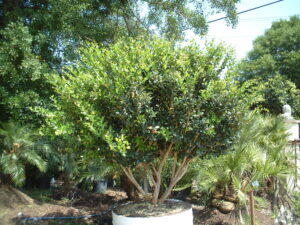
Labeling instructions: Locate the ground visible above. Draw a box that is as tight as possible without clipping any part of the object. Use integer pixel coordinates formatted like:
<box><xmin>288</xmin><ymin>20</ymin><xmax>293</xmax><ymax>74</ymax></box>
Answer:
<box><xmin>0</xmin><ymin>186</ymin><xmax>276</xmax><ymax>225</ymax></box>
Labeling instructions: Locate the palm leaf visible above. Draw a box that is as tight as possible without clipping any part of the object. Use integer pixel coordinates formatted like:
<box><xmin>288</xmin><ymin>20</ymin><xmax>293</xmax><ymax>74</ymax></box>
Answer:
<box><xmin>194</xmin><ymin>111</ymin><xmax>291</xmax><ymax>207</ymax></box>
<box><xmin>0</xmin><ymin>153</ymin><xmax>25</xmax><ymax>186</ymax></box>
<box><xmin>20</xmin><ymin>150</ymin><xmax>47</xmax><ymax>172</ymax></box>
<box><xmin>0</xmin><ymin>122</ymin><xmax>47</xmax><ymax>186</ymax></box>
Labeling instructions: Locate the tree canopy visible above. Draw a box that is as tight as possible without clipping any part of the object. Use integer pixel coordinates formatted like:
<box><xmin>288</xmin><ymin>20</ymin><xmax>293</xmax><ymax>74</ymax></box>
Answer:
<box><xmin>238</xmin><ymin>16</ymin><xmax>300</xmax><ymax>117</ymax></box>
<box><xmin>245</xmin><ymin>75</ymin><xmax>300</xmax><ymax>118</ymax></box>
<box><xmin>38</xmin><ymin>37</ymin><xmax>253</xmax><ymax>203</ymax></box>
<box><xmin>239</xmin><ymin>16</ymin><xmax>300</xmax><ymax>87</ymax></box>
<box><xmin>0</xmin><ymin>22</ymin><xmax>50</xmax><ymax>124</ymax></box>
<box><xmin>0</xmin><ymin>0</ymin><xmax>241</xmax><ymax>124</ymax></box>
<box><xmin>0</xmin><ymin>0</ymin><xmax>240</xmax><ymax>68</ymax></box>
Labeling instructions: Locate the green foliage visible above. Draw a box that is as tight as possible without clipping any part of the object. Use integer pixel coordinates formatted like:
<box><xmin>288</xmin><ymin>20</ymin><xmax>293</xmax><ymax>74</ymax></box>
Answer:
<box><xmin>291</xmin><ymin>191</ymin><xmax>300</xmax><ymax>219</ymax></box>
<box><xmin>0</xmin><ymin>122</ymin><xmax>47</xmax><ymax>186</ymax></box>
<box><xmin>0</xmin><ymin>1</ymin><xmax>242</xmax><ymax>122</ymax></box>
<box><xmin>238</xmin><ymin>16</ymin><xmax>300</xmax><ymax>117</ymax></box>
<box><xmin>0</xmin><ymin>22</ymin><xmax>50</xmax><ymax>124</ymax></box>
<box><xmin>0</xmin><ymin>0</ymin><xmax>241</xmax><ymax>68</ymax></box>
<box><xmin>39</xmin><ymin>37</ymin><xmax>249</xmax><ymax>167</ymax></box>
<box><xmin>195</xmin><ymin>112</ymin><xmax>291</xmax><ymax>205</ymax></box>
<box><xmin>239</xmin><ymin>16</ymin><xmax>300</xmax><ymax>86</ymax></box>
<box><xmin>37</xmin><ymin>37</ymin><xmax>255</xmax><ymax>203</ymax></box>
<box><xmin>37</xmin><ymin>135</ymin><xmax>115</xmax><ymax>189</ymax></box>
<box><xmin>56</xmin><ymin>137</ymin><xmax>81</xmax><ymax>179</ymax></box>
<box><xmin>242</xmin><ymin>75</ymin><xmax>300</xmax><ymax>118</ymax></box>
<box><xmin>0</xmin><ymin>0</ymin><xmax>242</xmax><ymax>195</ymax></box>
<box><xmin>77</xmin><ymin>151</ymin><xmax>115</xmax><ymax>191</ymax></box>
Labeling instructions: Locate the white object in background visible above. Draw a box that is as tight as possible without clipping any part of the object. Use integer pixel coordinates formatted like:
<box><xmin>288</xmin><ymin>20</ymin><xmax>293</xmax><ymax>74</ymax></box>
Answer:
<box><xmin>50</xmin><ymin>177</ymin><xmax>56</xmax><ymax>186</ymax></box>
<box><xmin>283</xmin><ymin>104</ymin><xmax>292</xmax><ymax>119</ymax></box>
<box><xmin>282</xmin><ymin>104</ymin><xmax>300</xmax><ymax>141</ymax></box>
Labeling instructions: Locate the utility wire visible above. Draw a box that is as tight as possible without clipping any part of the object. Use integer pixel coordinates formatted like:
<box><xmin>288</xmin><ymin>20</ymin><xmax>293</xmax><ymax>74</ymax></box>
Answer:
<box><xmin>208</xmin><ymin>0</ymin><xmax>284</xmax><ymax>23</ymax></box>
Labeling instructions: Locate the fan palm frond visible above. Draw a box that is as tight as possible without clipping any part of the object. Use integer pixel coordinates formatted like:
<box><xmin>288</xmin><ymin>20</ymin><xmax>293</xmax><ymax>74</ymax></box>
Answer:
<box><xmin>195</xmin><ymin>111</ymin><xmax>291</xmax><ymax>207</ymax></box>
<box><xmin>0</xmin><ymin>153</ymin><xmax>25</xmax><ymax>186</ymax></box>
<box><xmin>0</xmin><ymin>122</ymin><xmax>47</xmax><ymax>186</ymax></box>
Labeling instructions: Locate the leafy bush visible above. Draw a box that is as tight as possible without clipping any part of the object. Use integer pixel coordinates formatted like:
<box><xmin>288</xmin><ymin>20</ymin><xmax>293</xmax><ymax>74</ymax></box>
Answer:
<box><xmin>39</xmin><ymin>37</ymin><xmax>252</xmax><ymax>204</ymax></box>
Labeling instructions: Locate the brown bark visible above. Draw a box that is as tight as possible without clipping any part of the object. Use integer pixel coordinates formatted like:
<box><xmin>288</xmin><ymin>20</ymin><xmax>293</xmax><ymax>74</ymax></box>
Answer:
<box><xmin>158</xmin><ymin>157</ymin><xmax>192</xmax><ymax>203</ymax></box>
<box><xmin>120</xmin><ymin>142</ymin><xmax>193</xmax><ymax>204</ymax></box>
<box><xmin>145</xmin><ymin>164</ymin><xmax>156</xmax><ymax>187</ymax></box>
<box><xmin>121</xmin><ymin>166</ymin><xmax>146</xmax><ymax>197</ymax></box>
<box><xmin>249</xmin><ymin>190</ymin><xmax>256</xmax><ymax>225</ymax></box>
<box><xmin>151</xmin><ymin>143</ymin><xmax>173</xmax><ymax>204</ymax></box>
<box><xmin>171</xmin><ymin>152</ymin><xmax>178</xmax><ymax>179</ymax></box>
<box><xmin>120</xmin><ymin>175</ymin><xmax>139</xmax><ymax>200</ymax></box>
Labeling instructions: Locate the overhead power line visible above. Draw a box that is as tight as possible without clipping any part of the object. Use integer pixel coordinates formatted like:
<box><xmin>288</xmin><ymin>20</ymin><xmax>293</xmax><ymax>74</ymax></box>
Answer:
<box><xmin>208</xmin><ymin>0</ymin><xmax>284</xmax><ymax>24</ymax></box>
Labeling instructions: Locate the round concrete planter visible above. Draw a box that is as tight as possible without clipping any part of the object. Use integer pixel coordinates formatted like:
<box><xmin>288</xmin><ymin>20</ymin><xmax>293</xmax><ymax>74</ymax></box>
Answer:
<box><xmin>112</xmin><ymin>200</ymin><xmax>193</xmax><ymax>225</ymax></box>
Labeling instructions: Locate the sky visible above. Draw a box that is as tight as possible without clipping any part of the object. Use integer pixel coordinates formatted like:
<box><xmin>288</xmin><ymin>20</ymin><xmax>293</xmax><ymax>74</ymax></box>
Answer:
<box><xmin>187</xmin><ymin>0</ymin><xmax>300</xmax><ymax>60</ymax></box>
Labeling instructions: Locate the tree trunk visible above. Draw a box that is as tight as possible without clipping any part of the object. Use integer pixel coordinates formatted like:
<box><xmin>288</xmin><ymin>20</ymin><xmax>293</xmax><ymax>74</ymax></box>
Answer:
<box><xmin>143</xmin><ymin>177</ymin><xmax>149</xmax><ymax>193</ymax></box>
<box><xmin>159</xmin><ymin>157</ymin><xmax>191</xmax><ymax>203</ymax></box>
<box><xmin>120</xmin><ymin>143</ymin><xmax>193</xmax><ymax>205</ymax></box>
<box><xmin>121</xmin><ymin>166</ymin><xmax>146</xmax><ymax>198</ymax></box>
<box><xmin>120</xmin><ymin>175</ymin><xmax>139</xmax><ymax>200</ymax></box>
<box><xmin>249</xmin><ymin>190</ymin><xmax>256</xmax><ymax>225</ymax></box>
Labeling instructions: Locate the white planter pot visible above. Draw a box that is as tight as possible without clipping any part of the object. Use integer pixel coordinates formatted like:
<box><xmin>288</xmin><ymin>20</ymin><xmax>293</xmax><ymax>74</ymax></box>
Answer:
<box><xmin>112</xmin><ymin>200</ymin><xmax>193</xmax><ymax>225</ymax></box>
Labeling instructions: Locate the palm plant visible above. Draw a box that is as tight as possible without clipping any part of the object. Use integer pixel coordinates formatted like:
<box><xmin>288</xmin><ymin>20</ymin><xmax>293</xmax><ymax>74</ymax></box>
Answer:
<box><xmin>195</xmin><ymin>112</ymin><xmax>292</xmax><ymax>211</ymax></box>
<box><xmin>54</xmin><ymin>136</ymin><xmax>83</xmax><ymax>186</ymax></box>
<box><xmin>0</xmin><ymin>122</ymin><xmax>46</xmax><ymax>186</ymax></box>
<box><xmin>77</xmin><ymin>151</ymin><xmax>115</xmax><ymax>191</ymax></box>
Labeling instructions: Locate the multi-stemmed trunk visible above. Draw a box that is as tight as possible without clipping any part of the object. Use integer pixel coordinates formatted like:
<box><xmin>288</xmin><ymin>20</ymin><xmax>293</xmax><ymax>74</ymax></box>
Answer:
<box><xmin>121</xmin><ymin>143</ymin><xmax>192</xmax><ymax>204</ymax></box>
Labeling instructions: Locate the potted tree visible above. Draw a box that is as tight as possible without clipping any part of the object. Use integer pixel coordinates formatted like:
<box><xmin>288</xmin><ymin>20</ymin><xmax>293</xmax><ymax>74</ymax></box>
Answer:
<box><xmin>39</xmin><ymin>37</ymin><xmax>251</xmax><ymax>224</ymax></box>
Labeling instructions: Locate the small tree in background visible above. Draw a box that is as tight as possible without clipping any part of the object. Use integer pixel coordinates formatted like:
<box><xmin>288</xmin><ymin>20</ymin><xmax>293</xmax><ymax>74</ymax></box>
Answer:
<box><xmin>238</xmin><ymin>16</ymin><xmax>300</xmax><ymax>118</ymax></box>
<box><xmin>39</xmin><ymin>37</ymin><xmax>253</xmax><ymax>204</ymax></box>
<box><xmin>238</xmin><ymin>16</ymin><xmax>300</xmax><ymax>88</ymax></box>
<box><xmin>239</xmin><ymin>75</ymin><xmax>300</xmax><ymax>118</ymax></box>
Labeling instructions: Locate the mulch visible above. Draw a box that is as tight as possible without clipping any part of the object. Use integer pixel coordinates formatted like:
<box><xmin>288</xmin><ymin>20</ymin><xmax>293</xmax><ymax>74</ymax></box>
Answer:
<box><xmin>0</xmin><ymin>187</ymin><xmax>276</xmax><ymax>225</ymax></box>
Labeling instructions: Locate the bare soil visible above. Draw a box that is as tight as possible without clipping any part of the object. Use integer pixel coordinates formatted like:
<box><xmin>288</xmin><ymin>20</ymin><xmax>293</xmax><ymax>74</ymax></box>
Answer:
<box><xmin>192</xmin><ymin>205</ymin><xmax>275</xmax><ymax>225</ymax></box>
<box><xmin>0</xmin><ymin>187</ymin><xmax>276</xmax><ymax>225</ymax></box>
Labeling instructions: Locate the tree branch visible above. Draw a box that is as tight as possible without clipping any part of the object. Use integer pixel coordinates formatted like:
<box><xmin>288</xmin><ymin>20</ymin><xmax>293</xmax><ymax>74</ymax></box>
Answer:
<box><xmin>121</xmin><ymin>166</ymin><xmax>146</xmax><ymax>196</ymax></box>
<box><xmin>159</xmin><ymin>157</ymin><xmax>193</xmax><ymax>203</ymax></box>
<box><xmin>144</xmin><ymin>164</ymin><xmax>156</xmax><ymax>188</ymax></box>
<box><xmin>171</xmin><ymin>152</ymin><xmax>178</xmax><ymax>179</ymax></box>
<box><xmin>152</xmin><ymin>142</ymin><xmax>174</xmax><ymax>204</ymax></box>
